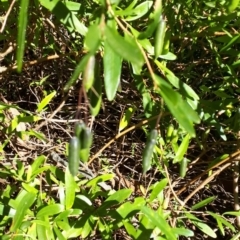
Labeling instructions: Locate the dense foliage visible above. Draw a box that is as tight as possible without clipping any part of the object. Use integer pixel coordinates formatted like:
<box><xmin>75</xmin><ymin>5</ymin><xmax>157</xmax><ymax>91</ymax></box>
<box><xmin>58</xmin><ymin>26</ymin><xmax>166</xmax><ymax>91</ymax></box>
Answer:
<box><xmin>0</xmin><ymin>0</ymin><xmax>239</xmax><ymax>239</ymax></box>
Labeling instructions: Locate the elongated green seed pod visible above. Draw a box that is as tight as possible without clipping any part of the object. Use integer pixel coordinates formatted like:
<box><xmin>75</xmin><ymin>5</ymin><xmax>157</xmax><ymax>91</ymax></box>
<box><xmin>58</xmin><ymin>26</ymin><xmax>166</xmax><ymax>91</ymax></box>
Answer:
<box><xmin>74</xmin><ymin>121</ymin><xmax>86</xmax><ymax>139</ymax></box>
<box><xmin>68</xmin><ymin>137</ymin><xmax>80</xmax><ymax>176</ymax></box>
<box><xmin>179</xmin><ymin>158</ymin><xmax>188</xmax><ymax>178</ymax></box>
<box><xmin>166</xmin><ymin>124</ymin><xmax>174</xmax><ymax>143</ymax></box>
<box><xmin>142</xmin><ymin>129</ymin><xmax>158</xmax><ymax>174</ymax></box>
<box><xmin>79</xmin><ymin>128</ymin><xmax>93</xmax><ymax>162</ymax></box>
<box><xmin>154</xmin><ymin>16</ymin><xmax>166</xmax><ymax>58</ymax></box>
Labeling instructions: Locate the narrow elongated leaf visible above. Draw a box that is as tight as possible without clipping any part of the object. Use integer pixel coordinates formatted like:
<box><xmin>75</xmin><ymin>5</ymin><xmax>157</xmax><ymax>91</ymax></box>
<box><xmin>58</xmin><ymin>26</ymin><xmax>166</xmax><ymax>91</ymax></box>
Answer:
<box><xmin>64</xmin><ymin>54</ymin><xmax>90</xmax><ymax>92</ymax></box>
<box><xmin>37</xmin><ymin>91</ymin><xmax>56</xmax><ymax>112</ymax></box>
<box><xmin>37</xmin><ymin>204</ymin><xmax>64</xmax><ymax>217</ymax></box>
<box><xmin>149</xmin><ymin>178</ymin><xmax>168</xmax><ymax>202</ymax></box>
<box><xmin>117</xmin><ymin>197</ymin><xmax>145</xmax><ymax>218</ymax></box>
<box><xmin>103</xmin><ymin>41</ymin><xmax>122</xmax><ymax>100</ymax></box>
<box><xmin>166</xmin><ymin>74</ymin><xmax>199</xmax><ymax>100</ymax></box>
<box><xmin>126</xmin><ymin>1</ymin><xmax>153</xmax><ymax>21</ymax></box>
<box><xmin>173</xmin><ymin>134</ymin><xmax>190</xmax><ymax>163</ymax></box>
<box><xmin>119</xmin><ymin>107</ymin><xmax>136</xmax><ymax>132</ymax></box>
<box><xmin>171</xmin><ymin>228</ymin><xmax>194</xmax><ymax>237</ymax></box>
<box><xmin>65</xmin><ymin>167</ymin><xmax>77</xmax><ymax>209</ymax></box>
<box><xmin>88</xmin><ymin>62</ymin><xmax>102</xmax><ymax>116</ymax></box>
<box><xmin>193</xmin><ymin>220</ymin><xmax>217</xmax><ymax>238</ymax></box>
<box><xmin>154</xmin><ymin>74</ymin><xmax>200</xmax><ymax>137</ymax></box>
<box><xmin>84</xmin><ymin>24</ymin><xmax>101</xmax><ymax>53</ymax></box>
<box><xmin>10</xmin><ymin>192</ymin><xmax>36</xmax><ymax>232</ymax></box>
<box><xmin>39</xmin><ymin>0</ymin><xmax>87</xmax><ymax>35</ymax></box>
<box><xmin>105</xmin><ymin>26</ymin><xmax>144</xmax><ymax>67</ymax></box>
<box><xmin>17</xmin><ymin>0</ymin><xmax>29</xmax><ymax>72</ymax></box>
<box><xmin>191</xmin><ymin>197</ymin><xmax>216</xmax><ymax>210</ymax></box>
<box><xmin>141</xmin><ymin>206</ymin><xmax>176</xmax><ymax>240</ymax></box>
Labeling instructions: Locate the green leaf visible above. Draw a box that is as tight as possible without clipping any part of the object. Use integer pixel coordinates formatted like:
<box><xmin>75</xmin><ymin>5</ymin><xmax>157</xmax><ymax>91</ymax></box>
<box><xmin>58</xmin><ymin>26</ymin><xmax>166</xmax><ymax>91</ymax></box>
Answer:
<box><xmin>126</xmin><ymin>1</ymin><xmax>153</xmax><ymax>21</ymax></box>
<box><xmin>87</xmin><ymin>64</ymin><xmax>102</xmax><ymax>116</ymax></box>
<box><xmin>117</xmin><ymin>197</ymin><xmax>145</xmax><ymax>218</ymax></box>
<box><xmin>224</xmin><ymin>211</ymin><xmax>240</xmax><ymax>216</ymax></box>
<box><xmin>17</xmin><ymin>0</ymin><xmax>29</xmax><ymax>72</ymax></box>
<box><xmin>65</xmin><ymin>167</ymin><xmax>77</xmax><ymax>209</ymax></box>
<box><xmin>149</xmin><ymin>178</ymin><xmax>168</xmax><ymax>202</ymax></box>
<box><xmin>171</xmin><ymin>228</ymin><xmax>194</xmax><ymax>237</ymax></box>
<box><xmin>208</xmin><ymin>211</ymin><xmax>235</xmax><ymax>235</ymax></box>
<box><xmin>86</xmin><ymin>174</ymin><xmax>114</xmax><ymax>188</ymax></box>
<box><xmin>173</xmin><ymin>134</ymin><xmax>190</xmax><ymax>163</ymax></box>
<box><xmin>64</xmin><ymin>54</ymin><xmax>90</xmax><ymax>92</ymax></box>
<box><xmin>191</xmin><ymin>197</ymin><xmax>216</xmax><ymax>210</ymax></box>
<box><xmin>166</xmin><ymin>74</ymin><xmax>199</xmax><ymax>100</ymax></box>
<box><xmin>123</xmin><ymin>220</ymin><xmax>138</xmax><ymax>238</ymax></box>
<box><xmin>53</xmin><ymin>226</ymin><xmax>66</xmax><ymax>240</ymax></box>
<box><xmin>193</xmin><ymin>220</ymin><xmax>217</xmax><ymax>238</ymax></box>
<box><xmin>39</xmin><ymin>0</ymin><xmax>87</xmax><ymax>35</ymax></box>
<box><xmin>141</xmin><ymin>206</ymin><xmax>176</xmax><ymax>240</ymax></box>
<box><xmin>220</xmin><ymin>34</ymin><xmax>240</xmax><ymax>52</ymax></box>
<box><xmin>186</xmin><ymin>213</ymin><xmax>217</xmax><ymax>238</ymax></box>
<box><xmin>119</xmin><ymin>107</ymin><xmax>136</xmax><ymax>132</ymax></box>
<box><xmin>96</xmin><ymin>189</ymin><xmax>132</xmax><ymax>213</ymax></box>
<box><xmin>154</xmin><ymin>74</ymin><xmax>200</xmax><ymax>137</ymax></box>
<box><xmin>10</xmin><ymin>192</ymin><xmax>36</xmax><ymax>232</ymax></box>
<box><xmin>160</xmin><ymin>52</ymin><xmax>177</xmax><ymax>60</ymax></box>
<box><xmin>36</xmin><ymin>216</ymin><xmax>49</xmax><ymax>239</ymax></box>
<box><xmin>37</xmin><ymin>91</ymin><xmax>56</xmax><ymax>112</ymax></box>
<box><xmin>103</xmin><ymin>40</ymin><xmax>122</xmax><ymax>101</ymax></box>
<box><xmin>37</xmin><ymin>204</ymin><xmax>64</xmax><ymax>217</ymax></box>
<box><xmin>84</xmin><ymin>24</ymin><xmax>101</xmax><ymax>53</ymax></box>
<box><xmin>105</xmin><ymin>25</ymin><xmax>144</xmax><ymax>68</ymax></box>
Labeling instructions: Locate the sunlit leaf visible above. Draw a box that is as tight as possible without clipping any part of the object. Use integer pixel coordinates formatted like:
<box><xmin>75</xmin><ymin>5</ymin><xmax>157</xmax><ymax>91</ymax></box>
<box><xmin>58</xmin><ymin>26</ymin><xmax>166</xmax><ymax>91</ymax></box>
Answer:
<box><xmin>154</xmin><ymin>74</ymin><xmax>200</xmax><ymax>137</ymax></box>
<box><xmin>105</xmin><ymin>25</ymin><xmax>144</xmax><ymax>68</ymax></box>
<box><xmin>10</xmin><ymin>192</ymin><xmax>36</xmax><ymax>232</ymax></box>
<box><xmin>119</xmin><ymin>107</ymin><xmax>136</xmax><ymax>132</ymax></box>
<box><xmin>37</xmin><ymin>91</ymin><xmax>56</xmax><ymax>112</ymax></box>
<box><xmin>103</xmin><ymin>40</ymin><xmax>122</xmax><ymax>101</ymax></box>
<box><xmin>17</xmin><ymin>0</ymin><xmax>29</xmax><ymax>72</ymax></box>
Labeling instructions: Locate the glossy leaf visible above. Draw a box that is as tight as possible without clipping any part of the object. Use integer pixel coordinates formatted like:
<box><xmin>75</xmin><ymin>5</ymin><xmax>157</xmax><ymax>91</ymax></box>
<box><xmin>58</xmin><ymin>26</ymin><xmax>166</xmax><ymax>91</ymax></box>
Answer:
<box><xmin>39</xmin><ymin>0</ymin><xmax>87</xmax><ymax>35</ymax></box>
<box><xmin>84</xmin><ymin>24</ymin><xmax>101</xmax><ymax>53</ymax></box>
<box><xmin>171</xmin><ymin>228</ymin><xmax>194</xmax><ymax>237</ymax></box>
<box><xmin>37</xmin><ymin>204</ymin><xmax>64</xmax><ymax>217</ymax></box>
<box><xmin>103</xmin><ymin>40</ymin><xmax>122</xmax><ymax>101</ymax></box>
<box><xmin>37</xmin><ymin>91</ymin><xmax>56</xmax><ymax>112</ymax></box>
<box><xmin>86</xmin><ymin>174</ymin><xmax>114</xmax><ymax>188</ymax></box>
<box><xmin>96</xmin><ymin>189</ymin><xmax>132</xmax><ymax>213</ymax></box>
<box><xmin>173</xmin><ymin>134</ymin><xmax>190</xmax><ymax>163</ymax></box>
<box><xmin>149</xmin><ymin>178</ymin><xmax>168</xmax><ymax>202</ymax></box>
<box><xmin>141</xmin><ymin>206</ymin><xmax>176</xmax><ymax>240</ymax></box>
<box><xmin>64</xmin><ymin>54</ymin><xmax>90</xmax><ymax>92</ymax></box>
<box><xmin>65</xmin><ymin>167</ymin><xmax>77</xmax><ymax>209</ymax></box>
<box><xmin>87</xmin><ymin>62</ymin><xmax>102</xmax><ymax>116</ymax></box>
<box><xmin>10</xmin><ymin>192</ymin><xmax>36</xmax><ymax>232</ymax></box>
<box><xmin>17</xmin><ymin>0</ymin><xmax>29</xmax><ymax>72</ymax></box>
<box><xmin>154</xmin><ymin>74</ymin><xmax>200</xmax><ymax>137</ymax></box>
<box><xmin>126</xmin><ymin>1</ymin><xmax>153</xmax><ymax>21</ymax></box>
<box><xmin>105</xmin><ymin>26</ymin><xmax>144</xmax><ymax>67</ymax></box>
<box><xmin>83</xmin><ymin>55</ymin><xmax>95</xmax><ymax>92</ymax></box>
<box><xmin>119</xmin><ymin>107</ymin><xmax>136</xmax><ymax>132</ymax></box>
<box><xmin>154</xmin><ymin>16</ymin><xmax>166</xmax><ymax>58</ymax></box>
<box><xmin>191</xmin><ymin>197</ymin><xmax>216</xmax><ymax>210</ymax></box>
<box><xmin>117</xmin><ymin>197</ymin><xmax>145</xmax><ymax>218</ymax></box>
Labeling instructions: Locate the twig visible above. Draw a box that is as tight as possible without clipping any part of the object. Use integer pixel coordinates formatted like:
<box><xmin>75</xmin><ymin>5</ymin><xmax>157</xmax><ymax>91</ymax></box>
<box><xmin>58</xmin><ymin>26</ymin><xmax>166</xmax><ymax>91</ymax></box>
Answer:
<box><xmin>176</xmin><ymin>149</ymin><xmax>240</xmax><ymax>196</ymax></box>
<box><xmin>0</xmin><ymin>0</ymin><xmax>16</xmax><ymax>33</ymax></box>
<box><xmin>34</xmin><ymin>94</ymin><xmax>69</xmax><ymax>131</ymax></box>
<box><xmin>180</xmin><ymin>161</ymin><xmax>232</xmax><ymax>209</ymax></box>
<box><xmin>87</xmin><ymin>113</ymin><xmax>168</xmax><ymax>165</ymax></box>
